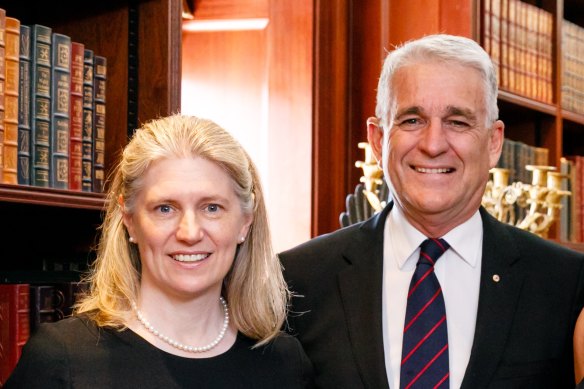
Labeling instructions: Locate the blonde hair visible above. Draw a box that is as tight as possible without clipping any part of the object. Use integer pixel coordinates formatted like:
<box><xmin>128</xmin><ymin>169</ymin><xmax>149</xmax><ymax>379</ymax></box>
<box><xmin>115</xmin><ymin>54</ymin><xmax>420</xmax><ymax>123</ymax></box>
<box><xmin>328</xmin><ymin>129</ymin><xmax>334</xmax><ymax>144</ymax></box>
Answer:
<box><xmin>75</xmin><ymin>114</ymin><xmax>288</xmax><ymax>345</ymax></box>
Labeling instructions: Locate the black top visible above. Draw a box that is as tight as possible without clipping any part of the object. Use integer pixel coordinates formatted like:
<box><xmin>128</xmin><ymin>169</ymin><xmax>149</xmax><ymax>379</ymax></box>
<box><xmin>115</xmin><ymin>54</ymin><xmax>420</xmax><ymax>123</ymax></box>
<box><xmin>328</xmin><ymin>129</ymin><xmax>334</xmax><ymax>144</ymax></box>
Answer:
<box><xmin>5</xmin><ymin>316</ymin><xmax>315</xmax><ymax>388</ymax></box>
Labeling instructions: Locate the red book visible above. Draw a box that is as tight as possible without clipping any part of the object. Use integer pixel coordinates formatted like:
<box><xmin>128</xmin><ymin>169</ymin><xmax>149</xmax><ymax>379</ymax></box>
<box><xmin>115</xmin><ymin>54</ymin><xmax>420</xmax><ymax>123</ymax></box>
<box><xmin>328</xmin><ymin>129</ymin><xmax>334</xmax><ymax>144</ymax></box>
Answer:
<box><xmin>0</xmin><ymin>284</ymin><xmax>30</xmax><ymax>386</ymax></box>
<box><xmin>69</xmin><ymin>41</ymin><xmax>85</xmax><ymax>190</ymax></box>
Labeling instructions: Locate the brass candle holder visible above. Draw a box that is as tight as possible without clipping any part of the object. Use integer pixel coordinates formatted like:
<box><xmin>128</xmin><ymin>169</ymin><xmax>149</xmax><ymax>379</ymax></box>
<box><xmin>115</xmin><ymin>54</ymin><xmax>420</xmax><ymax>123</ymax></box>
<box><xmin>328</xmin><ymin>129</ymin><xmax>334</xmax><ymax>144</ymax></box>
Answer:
<box><xmin>355</xmin><ymin>142</ymin><xmax>386</xmax><ymax>212</ymax></box>
<box><xmin>482</xmin><ymin>165</ymin><xmax>571</xmax><ymax>238</ymax></box>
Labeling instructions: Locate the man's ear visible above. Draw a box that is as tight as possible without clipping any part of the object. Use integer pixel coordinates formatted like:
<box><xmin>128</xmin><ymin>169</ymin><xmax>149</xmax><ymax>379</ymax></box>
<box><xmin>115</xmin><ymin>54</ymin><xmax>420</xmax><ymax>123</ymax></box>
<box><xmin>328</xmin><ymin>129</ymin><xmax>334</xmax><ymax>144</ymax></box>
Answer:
<box><xmin>489</xmin><ymin>119</ymin><xmax>505</xmax><ymax>168</ymax></box>
<box><xmin>366</xmin><ymin>117</ymin><xmax>383</xmax><ymax>163</ymax></box>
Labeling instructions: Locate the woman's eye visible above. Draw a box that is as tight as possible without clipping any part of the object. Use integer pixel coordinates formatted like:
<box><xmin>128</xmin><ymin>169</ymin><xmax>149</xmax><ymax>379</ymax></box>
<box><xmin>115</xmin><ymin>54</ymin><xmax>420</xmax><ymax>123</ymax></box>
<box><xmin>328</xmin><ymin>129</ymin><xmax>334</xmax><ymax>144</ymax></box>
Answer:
<box><xmin>158</xmin><ymin>204</ymin><xmax>172</xmax><ymax>214</ymax></box>
<box><xmin>207</xmin><ymin>204</ymin><xmax>220</xmax><ymax>213</ymax></box>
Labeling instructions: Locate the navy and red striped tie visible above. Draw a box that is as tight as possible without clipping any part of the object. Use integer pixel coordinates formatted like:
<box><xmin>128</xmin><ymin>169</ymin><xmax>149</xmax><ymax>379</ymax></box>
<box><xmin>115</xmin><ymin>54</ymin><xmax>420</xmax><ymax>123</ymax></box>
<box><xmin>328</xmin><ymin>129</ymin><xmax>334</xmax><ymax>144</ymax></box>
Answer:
<box><xmin>400</xmin><ymin>238</ymin><xmax>450</xmax><ymax>389</ymax></box>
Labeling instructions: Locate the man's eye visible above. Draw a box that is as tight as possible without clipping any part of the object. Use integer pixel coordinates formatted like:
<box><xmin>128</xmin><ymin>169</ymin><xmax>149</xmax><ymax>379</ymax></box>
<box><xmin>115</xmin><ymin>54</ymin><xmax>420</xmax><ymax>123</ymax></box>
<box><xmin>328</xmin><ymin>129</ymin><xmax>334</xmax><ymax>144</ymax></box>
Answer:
<box><xmin>207</xmin><ymin>204</ymin><xmax>220</xmax><ymax>213</ymax></box>
<box><xmin>445</xmin><ymin>120</ymin><xmax>471</xmax><ymax>130</ymax></box>
<box><xmin>395</xmin><ymin>118</ymin><xmax>424</xmax><ymax>131</ymax></box>
<box><xmin>402</xmin><ymin>118</ymin><xmax>419</xmax><ymax>125</ymax></box>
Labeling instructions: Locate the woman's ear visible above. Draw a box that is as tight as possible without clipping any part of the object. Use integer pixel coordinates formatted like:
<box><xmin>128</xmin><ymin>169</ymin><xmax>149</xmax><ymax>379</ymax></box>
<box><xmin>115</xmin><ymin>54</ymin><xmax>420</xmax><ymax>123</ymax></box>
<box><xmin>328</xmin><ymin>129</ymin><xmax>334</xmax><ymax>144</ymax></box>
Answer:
<box><xmin>119</xmin><ymin>195</ymin><xmax>135</xmax><ymax>238</ymax></box>
<box><xmin>238</xmin><ymin>214</ymin><xmax>253</xmax><ymax>242</ymax></box>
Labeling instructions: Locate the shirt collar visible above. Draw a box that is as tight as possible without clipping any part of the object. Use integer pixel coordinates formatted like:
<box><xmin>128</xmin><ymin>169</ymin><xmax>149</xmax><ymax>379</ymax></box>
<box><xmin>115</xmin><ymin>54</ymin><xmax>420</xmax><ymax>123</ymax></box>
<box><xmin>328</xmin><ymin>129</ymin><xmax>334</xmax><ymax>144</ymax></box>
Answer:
<box><xmin>387</xmin><ymin>205</ymin><xmax>482</xmax><ymax>269</ymax></box>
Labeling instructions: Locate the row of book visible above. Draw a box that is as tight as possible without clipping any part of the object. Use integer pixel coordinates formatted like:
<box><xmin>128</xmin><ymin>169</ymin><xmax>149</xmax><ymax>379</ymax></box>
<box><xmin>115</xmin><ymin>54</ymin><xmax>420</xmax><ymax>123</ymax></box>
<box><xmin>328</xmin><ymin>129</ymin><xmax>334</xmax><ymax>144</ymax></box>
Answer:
<box><xmin>491</xmin><ymin>138</ymin><xmax>550</xmax><ymax>226</ymax></box>
<box><xmin>562</xmin><ymin>20</ymin><xmax>584</xmax><ymax>116</ymax></box>
<box><xmin>483</xmin><ymin>0</ymin><xmax>584</xmax><ymax>116</ymax></box>
<box><xmin>0</xmin><ymin>282</ymin><xmax>86</xmax><ymax>385</ymax></box>
<box><xmin>0</xmin><ymin>9</ymin><xmax>107</xmax><ymax>192</ymax></box>
<box><xmin>495</xmin><ymin>138</ymin><xmax>550</xmax><ymax>186</ymax></box>
<box><xmin>483</xmin><ymin>0</ymin><xmax>554</xmax><ymax>104</ymax></box>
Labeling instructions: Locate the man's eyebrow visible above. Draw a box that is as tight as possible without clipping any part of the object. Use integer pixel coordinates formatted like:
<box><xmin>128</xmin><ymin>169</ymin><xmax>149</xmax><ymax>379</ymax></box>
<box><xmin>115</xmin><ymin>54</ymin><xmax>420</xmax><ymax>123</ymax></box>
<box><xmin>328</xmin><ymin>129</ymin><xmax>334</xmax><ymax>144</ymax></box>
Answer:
<box><xmin>394</xmin><ymin>106</ymin><xmax>422</xmax><ymax>119</ymax></box>
<box><xmin>445</xmin><ymin>106</ymin><xmax>476</xmax><ymax>120</ymax></box>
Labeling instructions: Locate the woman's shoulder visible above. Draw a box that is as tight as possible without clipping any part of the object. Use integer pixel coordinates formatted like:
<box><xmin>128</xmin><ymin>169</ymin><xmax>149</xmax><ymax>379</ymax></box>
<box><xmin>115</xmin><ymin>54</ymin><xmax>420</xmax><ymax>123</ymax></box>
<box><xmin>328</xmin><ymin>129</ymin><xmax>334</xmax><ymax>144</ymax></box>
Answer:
<box><xmin>238</xmin><ymin>332</ymin><xmax>304</xmax><ymax>356</ymax></box>
<box><xmin>33</xmin><ymin>315</ymin><xmax>100</xmax><ymax>341</ymax></box>
<box><xmin>236</xmin><ymin>332</ymin><xmax>315</xmax><ymax>387</ymax></box>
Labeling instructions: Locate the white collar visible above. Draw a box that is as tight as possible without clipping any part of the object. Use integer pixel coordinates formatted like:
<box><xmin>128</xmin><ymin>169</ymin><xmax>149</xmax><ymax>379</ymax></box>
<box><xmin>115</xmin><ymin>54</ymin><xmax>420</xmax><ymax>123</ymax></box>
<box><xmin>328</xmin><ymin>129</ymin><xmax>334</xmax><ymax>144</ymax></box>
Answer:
<box><xmin>387</xmin><ymin>204</ymin><xmax>483</xmax><ymax>270</ymax></box>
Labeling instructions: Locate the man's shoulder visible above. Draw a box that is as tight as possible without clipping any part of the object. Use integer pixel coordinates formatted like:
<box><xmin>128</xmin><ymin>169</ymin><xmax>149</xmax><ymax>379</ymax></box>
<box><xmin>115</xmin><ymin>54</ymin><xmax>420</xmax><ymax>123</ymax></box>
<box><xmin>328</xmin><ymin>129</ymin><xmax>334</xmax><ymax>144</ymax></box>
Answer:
<box><xmin>280</xmin><ymin>221</ymin><xmax>366</xmax><ymax>260</ymax></box>
<box><xmin>278</xmin><ymin>221</ymin><xmax>375</xmax><ymax>283</ymax></box>
<box><xmin>494</xmin><ymin>218</ymin><xmax>584</xmax><ymax>263</ymax></box>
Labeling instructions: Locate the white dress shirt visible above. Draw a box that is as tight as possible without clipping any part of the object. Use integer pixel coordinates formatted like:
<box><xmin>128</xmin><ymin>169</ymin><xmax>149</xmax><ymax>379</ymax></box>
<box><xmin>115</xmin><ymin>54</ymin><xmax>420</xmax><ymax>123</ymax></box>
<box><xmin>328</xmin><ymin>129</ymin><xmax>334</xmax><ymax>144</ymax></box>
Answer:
<box><xmin>382</xmin><ymin>205</ymin><xmax>483</xmax><ymax>388</ymax></box>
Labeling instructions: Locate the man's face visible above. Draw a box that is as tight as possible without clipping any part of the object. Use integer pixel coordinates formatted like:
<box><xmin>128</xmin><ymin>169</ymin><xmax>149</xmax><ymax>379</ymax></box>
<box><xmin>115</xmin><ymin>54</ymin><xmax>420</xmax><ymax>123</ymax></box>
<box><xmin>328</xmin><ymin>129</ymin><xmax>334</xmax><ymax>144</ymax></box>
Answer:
<box><xmin>370</xmin><ymin>61</ymin><xmax>503</xmax><ymax>234</ymax></box>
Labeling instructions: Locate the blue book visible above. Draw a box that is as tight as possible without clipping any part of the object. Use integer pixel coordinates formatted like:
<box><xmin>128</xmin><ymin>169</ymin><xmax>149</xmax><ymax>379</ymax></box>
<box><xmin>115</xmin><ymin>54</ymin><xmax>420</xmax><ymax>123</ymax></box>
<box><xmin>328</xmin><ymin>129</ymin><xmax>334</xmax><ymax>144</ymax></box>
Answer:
<box><xmin>29</xmin><ymin>24</ymin><xmax>52</xmax><ymax>187</ymax></box>
<box><xmin>50</xmin><ymin>32</ymin><xmax>71</xmax><ymax>189</ymax></box>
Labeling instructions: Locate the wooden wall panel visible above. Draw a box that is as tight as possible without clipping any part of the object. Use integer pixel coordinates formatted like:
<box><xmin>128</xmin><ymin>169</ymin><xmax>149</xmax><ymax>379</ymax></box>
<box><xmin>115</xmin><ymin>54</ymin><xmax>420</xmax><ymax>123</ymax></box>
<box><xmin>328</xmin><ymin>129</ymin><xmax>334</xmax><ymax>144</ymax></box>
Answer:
<box><xmin>191</xmin><ymin>0</ymin><xmax>268</xmax><ymax>19</ymax></box>
<box><xmin>347</xmin><ymin>0</ymin><xmax>389</xmax><ymax>207</ymax></box>
<box><xmin>267</xmin><ymin>0</ymin><xmax>314</xmax><ymax>249</ymax></box>
<box><xmin>311</xmin><ymin>0</ymin><xmax>350</xmax><ymax>236</ymax></box>
<box><xmin>389</xmin><ymin>0</ymin><xmax>474</xmax><ymax>45</ymax></box>
<box><xmin>312</xmin><ymin>0</ymin><xmax>389</xmax><ymax>235</ymax></box>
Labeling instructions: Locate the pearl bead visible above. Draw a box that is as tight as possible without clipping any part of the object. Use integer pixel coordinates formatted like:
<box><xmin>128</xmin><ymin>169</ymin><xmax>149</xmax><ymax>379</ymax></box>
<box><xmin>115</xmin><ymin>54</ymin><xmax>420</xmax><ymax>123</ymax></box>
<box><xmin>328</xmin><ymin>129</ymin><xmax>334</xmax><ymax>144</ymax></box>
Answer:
<box><xmin>132</xmin><ymin>297</ymin><xmax>229</xmax><ymax>353</ymax></box>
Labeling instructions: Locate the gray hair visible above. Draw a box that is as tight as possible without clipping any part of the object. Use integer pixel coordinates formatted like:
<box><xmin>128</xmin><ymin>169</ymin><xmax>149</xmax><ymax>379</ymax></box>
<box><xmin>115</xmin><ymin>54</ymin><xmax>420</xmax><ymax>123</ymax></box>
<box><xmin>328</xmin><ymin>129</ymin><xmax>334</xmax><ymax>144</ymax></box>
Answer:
<box><xmin>375</xmin><ymin>34</ymin><xmax>499</xmax><ymax>128</ymax></box>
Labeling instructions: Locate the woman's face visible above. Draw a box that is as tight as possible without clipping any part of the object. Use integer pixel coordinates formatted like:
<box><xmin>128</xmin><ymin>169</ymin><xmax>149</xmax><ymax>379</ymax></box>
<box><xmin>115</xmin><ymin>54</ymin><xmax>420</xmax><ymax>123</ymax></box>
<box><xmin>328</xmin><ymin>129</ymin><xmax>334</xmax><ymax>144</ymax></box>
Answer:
<box><xmin>122</xmin><ymin>157</ymin><xmax>252</xmax><ymax>300</ymax></box>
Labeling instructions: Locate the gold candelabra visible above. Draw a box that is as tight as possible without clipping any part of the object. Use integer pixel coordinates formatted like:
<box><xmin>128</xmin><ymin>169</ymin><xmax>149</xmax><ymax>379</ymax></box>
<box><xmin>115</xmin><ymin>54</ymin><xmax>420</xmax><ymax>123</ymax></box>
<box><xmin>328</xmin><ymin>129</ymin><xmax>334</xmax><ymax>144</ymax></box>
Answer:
<box><xmin>481</xmin><ymin>165</ymin><xmax>571</xmax><ymax>238</ymax></box>
<box><xmin>354</xmin><ymin>142</ymin><xmax>386</xmax><ymax>212</ymax></box>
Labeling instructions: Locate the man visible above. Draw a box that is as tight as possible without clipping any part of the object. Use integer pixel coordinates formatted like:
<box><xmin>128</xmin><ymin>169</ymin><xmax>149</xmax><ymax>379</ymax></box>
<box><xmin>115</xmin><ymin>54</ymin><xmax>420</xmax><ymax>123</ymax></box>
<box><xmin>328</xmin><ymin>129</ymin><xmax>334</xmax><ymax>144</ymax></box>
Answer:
<box><xmin>280</xmin><ymin>34</ymin><xmax>584</xmax><ymax>388</ymax></box>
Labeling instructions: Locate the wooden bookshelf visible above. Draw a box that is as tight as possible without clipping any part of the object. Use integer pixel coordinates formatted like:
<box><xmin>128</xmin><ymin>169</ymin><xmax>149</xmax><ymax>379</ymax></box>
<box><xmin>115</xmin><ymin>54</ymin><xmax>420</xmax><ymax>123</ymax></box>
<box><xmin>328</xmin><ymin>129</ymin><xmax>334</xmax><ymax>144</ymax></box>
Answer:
<box><xmin>0</xmin><ymin>0</ymin><xmax>181</xmax><ymax>282</ymax></box>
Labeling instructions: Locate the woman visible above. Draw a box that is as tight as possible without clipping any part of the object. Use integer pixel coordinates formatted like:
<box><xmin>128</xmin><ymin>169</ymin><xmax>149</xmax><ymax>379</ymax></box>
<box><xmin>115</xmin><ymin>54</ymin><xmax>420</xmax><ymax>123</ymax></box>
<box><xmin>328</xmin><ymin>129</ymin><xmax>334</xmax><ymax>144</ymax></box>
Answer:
<box><xmin>6</xmin><ymin>115</ymin><xmax>314</xmax><ymax>388</ymax></box>
<box><xmin>575</xmin><ymin>309</ymin><xmax>584</xmax><ymax>387</ymax></box>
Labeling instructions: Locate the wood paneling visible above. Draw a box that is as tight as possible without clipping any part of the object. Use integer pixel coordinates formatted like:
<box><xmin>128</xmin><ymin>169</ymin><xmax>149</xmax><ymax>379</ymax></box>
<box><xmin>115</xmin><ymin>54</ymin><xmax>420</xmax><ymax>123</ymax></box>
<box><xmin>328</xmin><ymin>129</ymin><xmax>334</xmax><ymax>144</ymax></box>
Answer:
<box><xmin>191</xmin><ymin>0</ymin><xmax>268</xmax><ymax>19</ymax></box>
<box><xmin>347</xmin><ymin>0</ymin><xmax>389</xmax><ymax>211</ymax></box>
<box><xmin>267</xmin><ymin>0</ymin><xmax>314</xmax><ymax>249</ymax></box>
<box><xmin>311</xmin><ymin>0</ymin><xmax>350</xmax><ymax>236</ymax></box>
<box><xmin>139</xmin><ymin>0</ymin><xmax>182</xmax><ymax>122</ymax></box>
<box><xmin>389</xmin><ymin>0</ymin><xmax>474</xmax><ymax>45</ymax></box>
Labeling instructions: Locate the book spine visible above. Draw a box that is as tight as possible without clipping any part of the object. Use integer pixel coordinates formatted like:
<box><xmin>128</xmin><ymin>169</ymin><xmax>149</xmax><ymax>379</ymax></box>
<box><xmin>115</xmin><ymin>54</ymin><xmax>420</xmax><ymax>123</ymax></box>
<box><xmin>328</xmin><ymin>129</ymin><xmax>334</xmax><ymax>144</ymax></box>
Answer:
<box><xmin>82</xmin><ymin>49</ymin><xmax>94</xmax><ymax>192</ymax></box>
<box><xmin>491</xmin><ymin>0</ymin><xmax>501</xmax><ymax>88</ymax></box>
<box><xmin>69</xmin><ymin>41</ymin><xmax>84</xmax><ymax>191</ymax></box>
<box><xmin>17</xmin><ymin>24</ymin><xmax>31</xmax><ymax>185</ymax></box>
<box><xmin>0</xmin><ymin>284</ymin><xmax>30</xmax><ymax>386</ymax></box>
<box><xmin>0</xmin><ymin>9</ymin><xmax>5</xmax><ymax>182</ymax></box>
<box><xmin>2</xmin><ymin>17</ymin><xmax>20</xmax><ymax>185</ymax></box>
<box><xmin>50</xmin><ymin>33</ymin><xmax>71</xmax><ymax>189</ymax></box>
<box><xmin>30</xmin><ymin>24</ymin><xmax>52</xmax><ymax>187</ymax></box>
<box><xmin>93</xmin><ymin>54</ymin><xmax>106</xmax><ymax>192</ymax></box>
<box><xmin>500</xmin><ymin>0</ymin><xmax>510</xmax><ymax>90</ymax></box>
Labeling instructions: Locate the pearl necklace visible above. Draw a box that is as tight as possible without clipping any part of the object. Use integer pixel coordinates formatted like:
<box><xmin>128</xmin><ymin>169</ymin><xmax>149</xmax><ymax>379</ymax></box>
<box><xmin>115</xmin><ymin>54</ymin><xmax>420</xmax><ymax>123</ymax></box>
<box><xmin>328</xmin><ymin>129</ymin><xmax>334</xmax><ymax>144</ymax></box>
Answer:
<box><xmin>132</xmin><ymin>297</ymin><xmax>229</xmax><ymax>353</ymax></box>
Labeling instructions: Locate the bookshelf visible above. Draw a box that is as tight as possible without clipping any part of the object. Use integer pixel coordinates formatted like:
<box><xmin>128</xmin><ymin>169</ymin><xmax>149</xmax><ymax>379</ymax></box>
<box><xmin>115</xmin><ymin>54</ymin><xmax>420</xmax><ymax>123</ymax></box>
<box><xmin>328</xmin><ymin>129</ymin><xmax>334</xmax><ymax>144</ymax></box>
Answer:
<box><xmin>480</xmin><ymin>0</ymin><xmax>584</xmax><ymax>169</ymax></box>
<box><xmin>0</xmin><ymin>0</ymin><xmax>181</xmax><ymax>283</ymax></box>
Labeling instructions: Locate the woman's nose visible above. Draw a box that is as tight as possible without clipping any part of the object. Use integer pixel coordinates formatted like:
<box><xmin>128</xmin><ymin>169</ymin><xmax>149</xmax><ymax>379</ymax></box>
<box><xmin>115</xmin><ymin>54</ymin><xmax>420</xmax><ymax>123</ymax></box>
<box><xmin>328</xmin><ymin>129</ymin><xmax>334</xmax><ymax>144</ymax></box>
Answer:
<box><xmin>175</xmin><ymin>212</ymin><xmax>204</xmax><ymax>243</ymax></box>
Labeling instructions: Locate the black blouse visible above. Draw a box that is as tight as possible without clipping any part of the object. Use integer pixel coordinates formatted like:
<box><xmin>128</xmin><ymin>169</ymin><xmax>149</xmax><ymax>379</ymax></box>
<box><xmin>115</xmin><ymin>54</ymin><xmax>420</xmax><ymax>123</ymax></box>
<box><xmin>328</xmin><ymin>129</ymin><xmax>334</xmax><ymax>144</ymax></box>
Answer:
<box><xmin>5</xmin><ymin>316</ymin><xmax>315</xmax><ymax>388</ymax></box>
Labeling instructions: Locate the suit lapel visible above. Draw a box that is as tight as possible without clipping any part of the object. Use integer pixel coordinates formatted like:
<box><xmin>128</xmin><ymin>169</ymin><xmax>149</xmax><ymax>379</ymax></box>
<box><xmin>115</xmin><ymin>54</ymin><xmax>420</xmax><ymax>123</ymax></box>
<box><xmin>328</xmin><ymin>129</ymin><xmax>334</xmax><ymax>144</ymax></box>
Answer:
<box><xmin>460</xmin><ymin>208</ymin><xmax>526</xmax><ymax>388</ymax></box>
<box><xmin>337</xmin><ymin>204</ymin><xmax>392</xmax><ymax>389</ymax></box>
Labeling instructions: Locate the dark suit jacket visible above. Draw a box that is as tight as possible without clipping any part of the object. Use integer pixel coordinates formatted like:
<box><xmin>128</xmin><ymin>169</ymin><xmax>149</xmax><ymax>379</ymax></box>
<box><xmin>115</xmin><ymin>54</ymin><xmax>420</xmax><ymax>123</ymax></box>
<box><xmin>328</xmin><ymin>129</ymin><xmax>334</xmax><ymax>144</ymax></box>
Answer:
<box><xmin>280</xmin><ymin>202</ymin><xmax>584</xmax><ymax>388</ymax></box>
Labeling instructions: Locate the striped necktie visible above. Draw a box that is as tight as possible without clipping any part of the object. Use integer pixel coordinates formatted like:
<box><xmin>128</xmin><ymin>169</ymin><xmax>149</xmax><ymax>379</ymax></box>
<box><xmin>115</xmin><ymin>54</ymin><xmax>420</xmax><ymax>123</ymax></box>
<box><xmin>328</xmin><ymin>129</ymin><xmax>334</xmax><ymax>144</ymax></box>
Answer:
<box><xmin>400</xmin><ymin>238</ymin><xmax>450</xmax><ymax>389</ymax></box>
